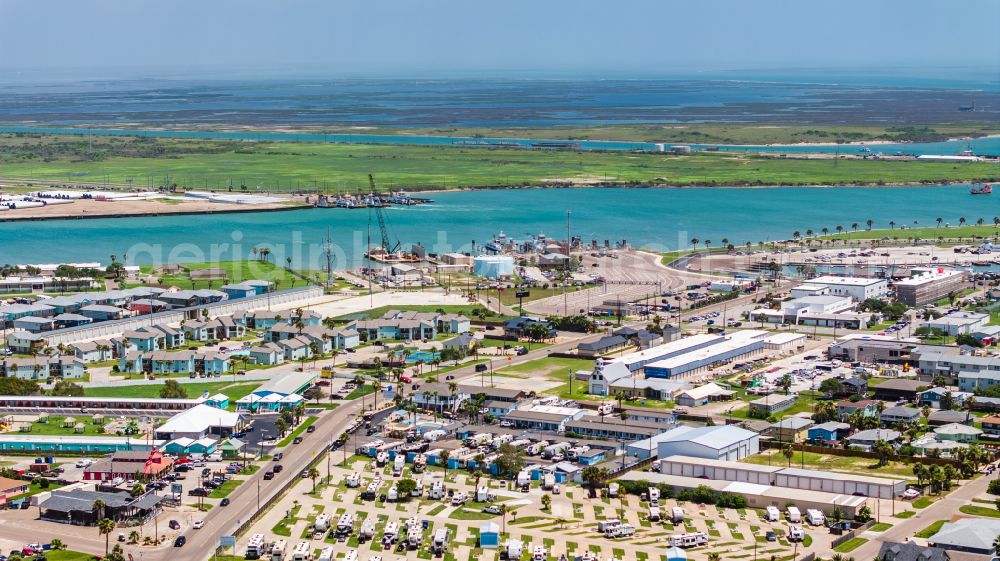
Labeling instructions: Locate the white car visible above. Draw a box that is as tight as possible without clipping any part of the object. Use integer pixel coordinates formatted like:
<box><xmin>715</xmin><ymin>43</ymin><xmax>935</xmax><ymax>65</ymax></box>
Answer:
<box><xmin>193</xmin><ymin>520</ymin><xmax>205</xmax><ymax>529</ymax></box>
<box><xmin>902</xmin><ymin>488</ymin><xmax>920</xmax><ymax>499</ymax></box>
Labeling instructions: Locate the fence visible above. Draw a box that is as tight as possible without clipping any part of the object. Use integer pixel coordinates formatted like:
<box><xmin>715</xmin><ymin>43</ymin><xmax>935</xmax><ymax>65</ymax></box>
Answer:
<box><xmin>760</xmin><ymin>439</ymin><xmax>966</xmax><ymax>468</ymax></box>
<box><xmin>830</xmin><ymin>520</ymin><xmax>875</xmax><ymax>549</ymax></box>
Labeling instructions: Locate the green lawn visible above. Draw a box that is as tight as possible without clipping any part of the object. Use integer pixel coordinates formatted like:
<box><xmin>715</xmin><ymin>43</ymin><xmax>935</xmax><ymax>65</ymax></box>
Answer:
<box><xmin>448</xmin><ymin>508</ymin><xmax>497</xmax><ymax>521</ymax></box>
<box><xmin>4</xmin><ymin>135</ymin><xmax>999</xmax><ymax>192</ymax></box>
<box><xmin>915</xmin><ymin>520</ymin><xmax>946</xmax><ymax>538</ymax></box>
<box><xmin>495</xmin><ymin>356</ymin><xmax>602</xmax><ymax>402</ymax></box>
<box><xmin>208</xmin><ymin>479</ymin><xmax>243</xmax><ymax>499</ymax></box>
<box><xmin>744</xmin><ymin>450</ymin><xmax>915</xmax><ymax>479</ymax></box>
<box><xmin>136</xmin><ymin>260</ymin><xmax>319</xmax><ymax>290</ymax></box>
<box><xmin>276</xmin><ymin>417</ymin><xmax>317</xmax><ymax>447</ymax></box>
<box><xmin>8</xmin><ymin>479</ymin><xmax>65</xmax><ymax>501</ymax></box>
<box><xmin>44</xmin><ymin>552</ymin><xmax>104</xmax><ymax>561</ymax></box>
<box><xmin>17</xmin><ymin>416</ymin><xmax>117</xmax><ymax>437</ymax></box>
<box><xmin>833</xmin><ymin>538</ymin><xmax>868</xmax><ymax>553</ymax></box>
<box><xmin>958</xmin><ymin>505</ymin><xmax>1000</xmax><ymax>518</ymax></box>
<box><xmin>869</xmin><ymin>522</ymin><xmax>893</xmax><ymax>532</ymax></box>
<box><xmin>895</xmin><ymin>511</ymin><xmax>915</xmax><ymax>519</ymax></box>
<box><xmin>823</xmin><ymin>224</ymin><xmax>1000</xmax><ymax>242</ymax></box>
<box><xmin>913</xmin><ymin>496</ymin><xmax>938</xmax><ymax>509</ymax></box>
<box><xmin>84</xmin><ymin>380</ymin><xmax>260</xmax><ymax>400</ymax></box>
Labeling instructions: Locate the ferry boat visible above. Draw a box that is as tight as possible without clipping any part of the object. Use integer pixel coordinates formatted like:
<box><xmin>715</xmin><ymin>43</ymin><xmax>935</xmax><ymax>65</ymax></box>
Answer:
<box><xmin>971</xmin><ymin>185</ymin><xmax>993</xmax><ymax>195</ymax></box>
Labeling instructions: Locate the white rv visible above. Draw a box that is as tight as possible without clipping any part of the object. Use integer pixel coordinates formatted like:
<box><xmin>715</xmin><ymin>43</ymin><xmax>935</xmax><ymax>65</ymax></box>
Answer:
<box><xmin>291</xmin><ymin>541</ymin><xmax>312</xmax><ymax>561</ymax></box>
<box><xmin>765</xmin><ymin>506</ymin><xmax>780</xmax><ymax>522</ymax></box>
<box><xmin>516</xmin><ymin>471</ymin><xmax>531</xmax><ymax>487</ymax></box>
<box><xmin>451</xmin><ymin>492</ymin><xmax>469</xmax><ymax>506</ymax></box>
<box><xmin>429</xmin><ymin>481</ymin><xmax>446</xmax><ymax>499</ymax></box>
<box><xmin>647</xmin><ymin>507</ymin><xmax>660</xmax><ymax>522</ymax></box>
<box><xmin>505</xmin><ymin>539</ymin><xmax>524</xmax><ymax>560</ymax></box>
<box><xmin>806</xmin><ymin>509</ymin><xmax>825</xmax><ymax>526</ymax></box>
<box><xmin>668</xmin><ymin>532</ymin><xmax>708</xmax><ymax>548</ymax></box>
<box><xmin>542</xmin><ymin>473</ymin><xmax>556</xmax><ymax>490</ymax></box>
<box><xmin>337</xmin><ymin>513</ymin><xmax>355</xmax><ymax>535</ymax></box>
<box><xmin>271</xmin><ymin>540</ymin><xmax>288</xmax><ymax>561</ymax></box>
<box><xmin>532</xmin><ymin>546</ymin><xmax>547</xmax><ymax>561</ymax></box>
<box><xmin>432</xmin><ymin>528</ymin><xmax>449</xmax><ymax>555</ymax></box>
<box><xmin>406</xmin><ymin>526</ymin><xmax>422</xmax><ymax>549</ymax></box>
<box><xmin>387</xmin><ymin>486</ymin><xmax>399</xmax><ymax>502</ymax></box>
<box><xmin>608</xmin><ymin>482</ymin><xmax>619</xmax><ymax>498</ymax></box>
<box><xmin>671</xmin><ymin>506</ymin><xmax>684</xmax><ymax>524</ymax></box>
<box><xmin>376</xmin><ymin>451</ymin><xmax>389</xmax><ymax>466</ymax></box>
<box><xmin>412</xmin><ymin>480</ymin><xmax>425</xmax><ymax>497</ymax></box>
<box><xmin>381</xmin><ymin>522</ymin><xmax>399</xmax><ymax>546</ymax></box>
<box><xmin>413</xmin><ymin>454</ymin><xmax>427</xmax><ymax>473</ymax></box>
<box><xmin>787</xmin><ymin>525</ymin><xmax>805</xmax><ymax>542</ymax></box>
<box><xmin>342</xmin><ymin>550</ymin><xmax>358</xmax><ymax>561</ymax></box>
<box><xmin>346</xmin><ymin>472</ymin><xmax>361</xmax><ymax>487</ymax></box>
<box><xmin>360</xmin><ymin>518</ymin><xmax>377</xmax><ymax>541</ymax></box>
<box><xmin>314</xmin><ymin>513</ymin><xmax>332</xmax><ymax>535</ymax></box>
<box><xmin>648</xmin><ymin>487</ymin><xmax>661</xmax><ymax>506</ymax></box>
<box><xmin>476</xmin><ymin>485</ymin><xmax>490</xmax><ymax>502</ymax></box>
<box><xmin>393</xmin><ymin>455</ymin><xmax>405</xmax><ymax>476</ymax></box>
<box><xmin>597</xmin><ymin>519</ymin><xmax>622</xmax><ymax>533</ymax></box>
<box><xmin>787</xmin><ymin>507</ymin><xmax>802</xmax><ymax>523</ymax></box>
<box><xmin>317</xmin><ymin>547</ymin><xmax>334</xmax><ymax>561</ymax></box>
<box><xmin>245</xmin><ymin>534</ymin><xmax>267</xmax><ymax>560</ymax></box>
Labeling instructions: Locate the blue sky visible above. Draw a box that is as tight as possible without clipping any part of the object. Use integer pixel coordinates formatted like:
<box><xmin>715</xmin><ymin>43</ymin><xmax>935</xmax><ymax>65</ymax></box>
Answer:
<box><xmin>1</xmin><ymin>0</ymin><xmax>998</xmax><ymax>79</ymax></box>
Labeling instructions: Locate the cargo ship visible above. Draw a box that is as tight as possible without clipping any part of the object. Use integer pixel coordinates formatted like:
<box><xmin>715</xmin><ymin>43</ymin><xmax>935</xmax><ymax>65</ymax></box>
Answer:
<box><xmin>971</xmin><ymin>185</ymin><xmax>993</xmax><ymax>195</ymax></box>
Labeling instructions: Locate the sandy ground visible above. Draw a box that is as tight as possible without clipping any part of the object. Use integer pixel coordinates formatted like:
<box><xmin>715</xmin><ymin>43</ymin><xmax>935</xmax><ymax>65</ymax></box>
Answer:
<box><xmin>0</xmin><ymin>196</ymin><xmax>309</xmax><ymax>221</ymax></box>
<box><xmin>303</xmin><ymin>289</ymin><xmax>472</xmax><ymax>318</ymax></box>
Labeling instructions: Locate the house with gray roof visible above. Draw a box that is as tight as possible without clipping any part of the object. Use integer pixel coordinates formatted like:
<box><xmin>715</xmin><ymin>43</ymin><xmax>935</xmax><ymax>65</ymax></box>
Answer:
<box><xmin>928</xmin><ymin>518</ymin><xmax>1000</xmax><ymax>555</ymax></box>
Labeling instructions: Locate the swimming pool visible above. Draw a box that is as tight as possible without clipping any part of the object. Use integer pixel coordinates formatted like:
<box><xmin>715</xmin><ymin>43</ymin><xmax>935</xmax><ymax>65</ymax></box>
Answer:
<box><xmin>406</xmin><ymin>350</ymin><xmax>440</xmax><ymax>363</ymax></box>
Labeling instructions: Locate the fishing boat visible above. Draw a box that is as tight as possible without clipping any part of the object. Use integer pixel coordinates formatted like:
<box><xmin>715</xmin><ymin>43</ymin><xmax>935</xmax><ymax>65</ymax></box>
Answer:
<box><xmin>971</xmin><ymin>185</ymin><xmax>993</xmax><ymax>195</ymax></box>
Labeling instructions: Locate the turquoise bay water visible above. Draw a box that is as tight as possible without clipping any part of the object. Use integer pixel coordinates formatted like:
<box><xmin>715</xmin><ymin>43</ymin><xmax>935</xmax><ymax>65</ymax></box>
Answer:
<box><xmin>0</xmin><ymin>186</ymin><xmax>996</xmax><ymax>268</ymax></box>
<box><xmin>0</xmin><ymin>125</ymin><xmax>997</xmax><ymax>156</ymax></box>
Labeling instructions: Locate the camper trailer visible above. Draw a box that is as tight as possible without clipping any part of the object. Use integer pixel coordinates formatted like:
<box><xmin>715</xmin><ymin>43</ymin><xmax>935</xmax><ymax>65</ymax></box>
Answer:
<box><xmin>516</xmin><ymin>470</ymin><xmax>531</xmax><ymax>487</ymax></box>
<box><xmin>406</xmin><ymin>526</ymin><xmax>423</xmax><ymax>549</ymax></box>
<box><xmin>605</xmin><ymin>524</ymin><xmax>635</xmax><ymax>539</ymax></box>
<box><xmin>504</xmin><ymin>539</ymin><xmax>524</xmax><ymax>560</ymax></box>
<box><xmin>671</xmin><ymin>506</ymin><xmax>684</xmax><ymax>524</ymax></box>
<box><xmin>765</xmin><ymin>506</ymin><xmax>780</xmax><ymax>522</ymax></box>
<box><xmin>271</xmin><ymin>540</ymin><xmax>288</xmax><ymax>561</ymax></box>
<box><xmin>647</xmin><ymin>507</ymin><xmax>660</xmax><ymax>522</ymax></box>
<box><xmin>597</xmin><ymin>520</ymin><xmax>622</xmax><ymax>534</ymax></box>
<box><xmin>532</xmin><ymin>546</ymin><xmax>547</xmax><ymax>561</ymax></box>
<box><xmin>432</xmin><ymin>528</ymin><xmax>449</xmax><ymax>556</ymax></box>
<box><xmin>381</xmin><ymin>522</ymin><xmax>399</xmax><ymax>547</ymax></box>
<box><xmin>787</xmin><ymin>525</ymin><xmax>805</xmax><ymax>542</ymax></box>
<box><xmin>291</xmin><ymin>541</ymin><xmax>312</xmax><ymax>561</ymax></box>
<box><xmin>423</xmin><ymin>430</ymin><xmax>446</xmax><ymax>442</ymax></box>
<box><xmin>491</xmin><ymin>434</ymin><xmax>514</xmax><ymax>450</ymax></box>
<box><xmin>362</xmin><ymin>479</ymin><xmax>381</xmax><ymax>501</ymax></box>
<box><xmin>451</xmin><ymin>492</ymin><xmax>469</xmax><ymax>506</ymax></box>
<box><xmin>429</xmin><ymin>481</ymin><xmax>446</xmax><ymax>499</ymax></box>
<box><xmin>542</xmin><ymin>442</ymin><xmax>570</xmax><ymax>460</ymax></box>
<box><xmin>346</xmin><ymin>473</ymin><xmax>361</xmax><ymax>488</ymax></box>
<box><xmin>465</xmin><ymin>433</ymin><xmax>492</xmax><ymax>447</ymax></box>
<box><xmin>393</xmin><ymin>455</ymin><xmax>405</xmax><ymax>477</ymax></box>
<box><xmin>787</xmin><ymin>507</ymin><xmax>801</xmax><ymax>523</ymax></box>
<box><xmin>360</xmin><ymin>518</ymin><xmax>377</xmax><ymax>542</ymax></box>
<box><xmin>412</xmin><ymin>480</ymin><xmax>425</xmax><ymax>497</ymax></box>
<box><xmin>337</xmin><ymin>514</ymin><xmax>355</xmax><ymax>536</ymax></box>
<box><xmin>526</xmin><ymin>441</ymin><xmax>548</xmax><ymax>456</ymax></box>
<box><xmin>413</xmin><ymin>454</ymin><xmax>426</xmax><ymax>473</ymax></box>
<box><xmin>314</xmin><ymin>513</ymin><xmax>332</xmax><ymax>536</ymax></box>
<box><xmin>648</xmin><ymin>487</ymin><xmax>661</xmax><ymax>506</ymax></box>
<box><xmin>542</xmin><ymin>473</ymin><xmax>556</xmax><ymax>490</ymax></box>
<box><xmin>668</xmin><ymin>532</ymin><xmax>708</xmax><ymax>548</ymax></box>
<box><xmin>806</xmin><ymin>509</ymin><xmax>825</xmax><ymax>526</ymax></box>
<box><xmin>317</xmin><ymin>547</ymin><xmax>334</xmax><ymax>561</ymax></box>
<box><xmin>245</xmin><ymin>534</ymin><xmax>267</xmax><ymax>560</ymax></box>
<box><xmin>342</xmin><ymin>550</ymin><xmax>357</xmax><ymax>561</ymax></box>
<box><xmin>608</xmin><ymin>483</ymin><xmax>619</xmax><ymax>498</ymax></box>
<box><xmin>476</xmin><ymin>485</ymin><xmax>491</xmax><ymax>502</ymax></box>
<box><xmin>387</xmin><ymin>486</ymin><xmax>399</xmax><ymax>502</ymax></box>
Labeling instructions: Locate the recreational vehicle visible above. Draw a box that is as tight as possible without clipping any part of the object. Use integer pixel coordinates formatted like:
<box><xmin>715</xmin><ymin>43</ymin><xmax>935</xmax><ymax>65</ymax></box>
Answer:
<box><xmin>668</xmin><ymin>532</ymin><xmax>708</xmax><ymax>548</ymax></box>
<box><xmin>336</xmin><ymin>514</ymin><xmax>355</xmax><ymax>536</ymax></box>
<box><xmin>359</xmin><ymin>518</ymin><xmax>377</xmax><ymax>542</ymax></box>
<box><xmin>291</xmin><ymin>541</ymin><xmax>312</xmax><ymax>561</ymax></box>
<box><xmin>393</xmin><ymin>455</ymin><xmax>405</xmax><ymax>477</ymax></box>
<box><xmin>647</xmin><ymin>507</ymin><xmax>660</xmax><ymax>522</ymax></box>
<box><xmin>542</xmin><ymin>473</ymin><xmax>556</xmax><ymax>490</ymax></box>
<box><xmin>270</xmin><ymin>540</ymin><xmax>288</xmax><ymax>561</ymax></box>
<box><xmin>429</xmin><ymin>481</ymin><xmax>446</xmax><ymax>499</ymax></box>
<box><xmin>346</xmin><ymin>473</ymin><xmax>361</xmax><ymax>487</ymax></box>
<box><xmin>787</xmin><ymin>525</ymin><xmax>805</xmax><ymax>542</ymax></box>
<box><xmin>787</xmin><ymin>507</ymin><xmax>801</xmax><ymax>523</ymax></box>
<box><xmin>432</xmin><ymin>528</ymin><xmax>449</xmax><ymax>556</ymax></box>
<box><xmin>504</xmin><ymin>539</ymin><xmax>524</xmax><ymax>560</ymax></box>
<box><xmin>532</xmin><ymin>546</ymin><xmax>547</xmax><ymax>561</ymax></box>
<box><xmin>317</xmin><ymin>547</ymin><xmax>334</xmax><ymax>561</ymax></box>
<box><xmin>806</xmin><ymin>509</ymin><xmax>825</xmax><ymax>526</ymax></box>
<box><xmin>765</xmin><ymin>506</ymin><xmax>780</xmax><ymax>522</ymax></box>
<box><xmin>245</xmin><ymin>534</ymin><xmax>266</xmax><ymax>560</ymax></box>
<box><xmin>381</xmin><ymin>522</ymin><xmax>398</xmax><ymax>547</ymax></box>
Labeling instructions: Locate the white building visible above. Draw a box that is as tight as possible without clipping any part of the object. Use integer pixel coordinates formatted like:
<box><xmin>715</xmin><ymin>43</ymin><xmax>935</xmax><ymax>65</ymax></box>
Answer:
<box><xmin>924</xmin><ymin>312</ymin><xmax>989</xmax><ymax>336</ymax></box>
<box><xmin>709</xmin><ymin>279</ymin><xmax>753</xmax><ymax>292</ymax></box>
<box><xmin>473</xmin><ymin>255</ymin><xmax>515</xmax><ymax>279</ymax></box>
<box><xmin>806</xmin><ymin>276</ymin><xmax>887</xmax><ymax>301</ymax></box>
<box><xmin>653</xmin><ymin>425</ymin><xmax>759</xmax><ymax>461</ymax></box>
<box><xmin>153</xmin><ymin>404</ymin><xmax>244</xmax><ymax>440</ymax></box>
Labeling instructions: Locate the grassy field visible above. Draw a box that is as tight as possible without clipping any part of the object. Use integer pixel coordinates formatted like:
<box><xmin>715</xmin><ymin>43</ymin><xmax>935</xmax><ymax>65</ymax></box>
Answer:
<box><xmin>2</xmin><ymin>135</ymin><xmax>998</xmax><ymax>192</ymax></box>
<box><xmin>822</xmin><ymin>224</ymin><xmax>1000</xmax><ymax>241</ymax></box>
<box><xmin>744</xmin><ymin>449</ymin><xmax>915</xmax><ymax>479</ymax></box>
<box><xmin>277</xmin><ymin>417</ymin><xmax>317</xmax><ymax>447</ymax></box>
<box><xmin>44</xmin><ymin>552</ymin><xmax>103</xmax><ymax>561</ymax></box>
<box><xmin>958</xmin><ymin>505</ymin><xmax>1000</xmax><ymax>518</ymax></box>
<box><xmin>135</xmin><ymin>260</ymin><xmax>319</xmax><ymax>290</ymax></box>
<box><xmin>84</xmin><ymin>380</ymin><xmax>260</xmax><ymax>400</ymax></box>
<box><xmin>833</xmin><ymin>537</ymin><xmax>868</xmax><ymax>553</ymax></box>
<box><xmin>914</xmin><ymin>520</ymin><xmax>946</xmax><ymax>538</ymax></box>
<box><xmin>17</xmin><ymin>416</ymin><xmax>115</xmax><ymax>437</ymax></box>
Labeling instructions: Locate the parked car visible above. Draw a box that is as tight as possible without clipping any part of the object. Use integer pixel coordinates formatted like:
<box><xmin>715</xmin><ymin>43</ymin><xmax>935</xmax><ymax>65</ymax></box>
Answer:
<box><xmin>174</xmin><ymin>536</ymin><xmax>186</xmax><ymax>547</ymax></box>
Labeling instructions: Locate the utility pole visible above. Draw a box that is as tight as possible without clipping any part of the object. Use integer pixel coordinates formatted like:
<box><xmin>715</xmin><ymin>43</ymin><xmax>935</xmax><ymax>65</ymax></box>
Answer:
<box><xmin>324</xmin><ymin>226</ymin><xmax>334</xmax><ymax>287</ymax></box>
<box><xmin>564</xmin><ymin>209</ymin><xmax>571</xmax><ymax>316</ymax></box>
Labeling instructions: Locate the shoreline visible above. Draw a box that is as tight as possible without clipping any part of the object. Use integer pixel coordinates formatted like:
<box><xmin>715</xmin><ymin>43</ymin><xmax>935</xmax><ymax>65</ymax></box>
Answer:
<box><xmin>0</xmin><ymin>201</ymin><xmax>310</xmax><ymax>223</ymax></box>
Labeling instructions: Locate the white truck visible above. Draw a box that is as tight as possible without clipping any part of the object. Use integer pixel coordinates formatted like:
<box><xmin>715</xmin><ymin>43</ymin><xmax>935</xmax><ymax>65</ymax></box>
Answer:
<box><xmin>668</xmin><ymin>532</ymin><xmax>708</xmax><ymax>548</ymax></box>
<box><xmin>597</xmin><ymin>520</ymin><xmax>621</xmax><ymax>534</ymax></box>
<box><xmin>787</xmin><ymin>506</ymin><xmax>802</xmax><ymax>523</ymax></box>
<box><xmin>505</xmin><ymin>539</ymin><xmax>524</xmax><ymax>560</ymax></box>
<box><xmin>806</xmin><ymin>509</ymin><xmax>825</xmax><ymax>526</ymax></box>
<box><xmin>765</xmin><ymin>506</ymin><xmax>780</xmax><ymax>522</ymax></box>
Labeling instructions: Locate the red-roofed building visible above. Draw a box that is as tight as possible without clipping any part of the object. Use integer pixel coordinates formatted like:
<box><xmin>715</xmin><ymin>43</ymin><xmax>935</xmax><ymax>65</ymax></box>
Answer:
<box><xmin>83</xmin><ymin>449</ymin><xmax>173</xmax><ymax>481</ymax></box>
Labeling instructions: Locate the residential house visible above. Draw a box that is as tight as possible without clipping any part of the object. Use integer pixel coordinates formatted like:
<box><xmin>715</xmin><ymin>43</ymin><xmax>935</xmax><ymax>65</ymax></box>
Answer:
<box><xmin>5</xmin><ymin>331</ymin><xmax>46</xmax><ymax>354</ymax></box>
<box><xmin>276</xmin><ymin>336</ymin><xmax>313</xmax><ymax>361</ymax></box>
<box><xmin>576</xmin><ymin>335</ymin><xmax>628</xmax><ymax>358</ymax></box>
<box><xmin>836</xmin><ymin>399</ymin><xmax>879</xmax><ymax>420</ymax></box>
<box><xmin>198</xmin><ymin>352</ymin><xmax>231</xmax><ymax>375</ymax></box>
<box><xmin>69</xmin><ymin>340</ymin><xmax>114</xmax><ymax>363</ymax></box>
<box><xmin>240</xmin><ymin>310</ymin><xmax>284</xmax><ymax>330</ymax></box>
<box><xmin>411</xmin><ymin>382</ymin><xmax>470</xmax><ymax>413</ymax></box>
<box><xmin>442</xmin><ymin>332</ymin><xmax>477</xmax><ymax>353</ymax></box>
<box><xmin>183</xmin><ymin>316</ymin><xmax>245</xmax><ymax>341</ymax></box>
<box><xmin>926</xmin><ymin>410</ymin><xmax>971</xmax><ymax>426</ymax></box>
<box><xmin>807</xmin><ymin>421</ymin><xmax>851</xmax><ymax>443</ymax></box>
<box><xmin>145</xmin><ymin>325</ymin><xmax>185</xmax><ymax>349</ymax></box>
<box><xmin>957</xmin><ymin>370</ymin><xmax>1000</xmax><ymax>393</ymax></box>
<box><xmin>52</xmin><ymin>313</ymin><xmax>93</xmax><ymax>328</ymax></box>
<box><xmin>927</xmin><ymin>518</ymin><xmax>1000</xmax><ymax>555</ymax></box>
<box><xmin>840</xmin><ymin>377</ymin><xmax>868</xmax><ymax>396</ymax></box>
<box><xmin>846</xmin><ymin>428</ymin><xmax>901</xmax><ymax>450</ymax></box>
<box><xmin>158</xmin><ymin>289</ymin><xmax>227</xmax><ymax>309</ymax></box>
<box><xmin>876</xmin><ymin>541</ymin><xmax>950</xmax><ymax>561</ymax></box>
<box><xmin>873</xmin><ymin>379</ymin><xmax>924</xmax><ymax>402</ymax></box>
<box><xmin>880</xmin><ymin>406</ymin><xmax>921</xmax><ymax>426</ymax></box>
<box><xmin>49</xmin><ymin>356</ymin><xmax>86</xmax><ymax>379</ymax></box>
<box><xmin>482</xmin><ymin>400</ymin><xmax>518</xmax><ymax>419</ymax></box>
<box><xmin>0</xmin><ymin>357</ymin><xmax>50</xmax><ymax>380</ymax></box>
<box><xmin>747</xmin><ymin>393</ymin><xmax>797</xmax><ymax>417</ymax></box>
<box><xmin>933</xmin><ymin>423</ymin><xmax>982</xmax><ymax>442</ymax></box>
<box><xmin>249</xmin><ymin>343</ymin><xmax>285</xmax><ymax>366</ymax></box>
<box><xmin>504</xmin><ymin>408</ymin><xmax>583</xmax><ymax>432</ymax></box>
<box><xmin>12</xmin><ymin>316</ymin><xmax>56</xmax><ymax>333</ymax></box>
<box><xmin>503</xmin><ymin>317</ymin><xmax>558</xmax><ymax>340</ymax></box>
<box><xmin>981</xmin><ymin>415</ymin><xmax>1000</xmax><ymax>437</ymax></box>
<box><xmin>122</xmin><ymin>329</ymin><xmax>161</xmax><ymax>352</ymax></box>
<box><xmin>675</xmin><ymin>382</ymin><xmax>733</xmax><ymax>407</ymax></box>
<box><xmin>220</xmin><ymin>283</ymin><xmax>257</xmax><ymax>299</ymax></box>
<box><xmin>128</xmin><ymin>298</ymin><xmax>169</xmax><ymax>314</ymax></box>
<box><xmin>83</xmin><ymin>449</ymin><xmax>173</xmax><ymax>481</ymax></box>
<box><xmin>770</xmin><ymin>417</ymin><xmax>814</xmax><ymax>443</ymax></box>
<box><xmin>918</xmin><ymin>387</ymin><xmax>973</xmax><ymax>409</ymax></box>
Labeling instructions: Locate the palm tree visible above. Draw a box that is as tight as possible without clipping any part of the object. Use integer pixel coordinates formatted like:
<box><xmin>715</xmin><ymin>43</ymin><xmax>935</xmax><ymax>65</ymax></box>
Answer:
<box><xmin>690</xmin><ymin>238</ymin><xmax>699</xmax><ymax>251</ymax></box>
<box><xmin>912</xmin><ymin>463</ymin><xmax>927</xmax><ymax>488</ymax></box>
<box><xmin>866</xmin><ymin>219</ymin><xmax>873</xmax><ymax>230</ymax></box>
<box><xmin>440</xmin><ymin>450</ymin><xmax>451</xmax><ymax>480</ymax></box>
<box><xmin>308</xmin><ymin>467</ymin><xmax>320</xmax><ymax>494</ymax></box>
<box><xmin>888</xmin><ymin>221</ymin><xmax>895</xmax><ymax>230</ymax></box>
<box><xmin>851</xmin><ymin>222</ymin><xmax>859</xmax><ymax>232</ymax></box>
<box><xmin>836</xmin><ymin>225</ymin><xmax>844</xmax><ymax>235</ymax></box>
<box><xmin>92</xmin><ymin>499</ymin><xmax>106</xmax><ymax>522</ymax></box>
<box><xmin>498</xmin><ymin>503</ymin><xmax>509</xmax><ymax>535</ymax></box>
<box><xmin>781</xmin><ymin>443</ymin><xmax>794</xmax><ymax>466</ymax></box>
<box><xmin>707</xmin><ymin>554</ymin><xmax>721</xmax><ymax>561</ymax></box>
<box><xmin>936</xmin><ymin>217</ymin><xmax>943</xmax><ymax>227</ymax></box>
<box><xmin>97</xmin><ymin>518</ymin><xmax>116</xmax><ymax>555</ymax></box>
<box><xmin>959</xmin><ymin>217</ymin><xmax>967</xmax><ymax>226</ymax></box>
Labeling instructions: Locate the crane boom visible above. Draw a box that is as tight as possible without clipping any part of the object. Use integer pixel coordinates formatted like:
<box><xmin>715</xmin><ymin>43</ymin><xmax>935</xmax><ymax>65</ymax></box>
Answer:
<box><xmin>368</xmin><ymin>174</ymin><xmax>400</xmax><ymax>255</ymax></box>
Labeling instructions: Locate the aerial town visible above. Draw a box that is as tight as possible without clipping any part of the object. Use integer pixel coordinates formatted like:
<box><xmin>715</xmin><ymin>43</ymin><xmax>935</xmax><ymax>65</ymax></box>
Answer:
<box><xmin>2</xmin><ymin>1</ymin><xmax>1000</xmax><ymax>561</ymax></box>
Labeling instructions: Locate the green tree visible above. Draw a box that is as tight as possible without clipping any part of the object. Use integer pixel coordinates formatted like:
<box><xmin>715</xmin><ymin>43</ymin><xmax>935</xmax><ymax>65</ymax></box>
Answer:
<box><xmin>541</xmin><ymin>493</ymin><xmax>552</xmax><ymax>511</ymax></box>
<box><xmin>494</xmin><ymin>444</ymin><xmax>526</xmax><ymax>479</ymax></box>
<box><xmin>130</xmin><ymin>483</ymin><xmax>145</xmax><ymax>497</ymax></box>
<box><xmin>397</xmin><ymin>478</ymin><xmax>417</xmax><ymax>501</ymax></box>
<box><xmin>275</xmin><ymin>417</ymin><xmax>288</xmax><ymax>437</ymax></box>
<box><xmin>97</xmin><ymin>518</ymin><xmax>116</xmax><ymax>555</ymax></box>
<box><xmin>581</xmin><ymin>466</ymin><xmax>611</xmax><ymax>490</ymax></box>
<box><xmin>781</xmin><ymin>444</ymin><xmax>794</xmax><ymax>466</ymax></box>
<box><xmin>159</xmin><ymin>379</ymin><xmax>188</xmax><ymax>399</ymax></box>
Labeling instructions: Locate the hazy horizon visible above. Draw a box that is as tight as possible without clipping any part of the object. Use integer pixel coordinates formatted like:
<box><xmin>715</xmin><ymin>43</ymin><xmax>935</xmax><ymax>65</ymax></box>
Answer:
<box><xmin>1</xmin><ymin>0</ymin><xmax>998</xmax><ymax>83</ymax></box>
